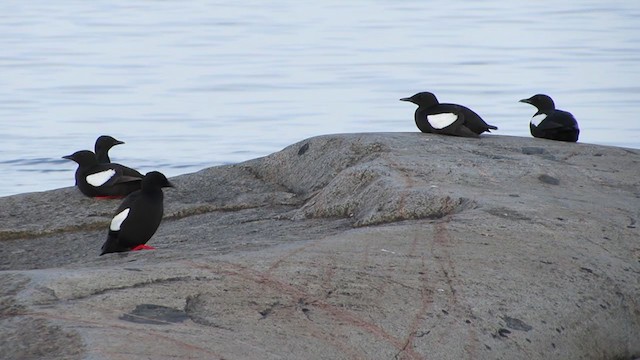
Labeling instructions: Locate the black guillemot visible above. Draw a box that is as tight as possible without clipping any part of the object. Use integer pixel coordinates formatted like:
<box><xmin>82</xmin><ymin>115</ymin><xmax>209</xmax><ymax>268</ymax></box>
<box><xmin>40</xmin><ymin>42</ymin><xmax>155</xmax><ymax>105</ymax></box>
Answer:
<box><xmin>400</xmin><ymin>92</ymin><xmax>497</xmax><ymax>137</ymax></box>
<box><xmin>94</xmin><ymin>135</ymin><xmax>125</xmax><ymax>163</ymax></box>
<box><xmin>62</xmin><ymin>150</ymin><xmax>143</xmax><ymax>199</ymax></box>
<box><xmin>100</xmin><ymin>171</ymin><xmax>174</xmax><ymax>255</ymax></box>
<box><xmin>519</xmin><ymin>94</ymin><xmax>579</xmax><ymax>142</ymax></box>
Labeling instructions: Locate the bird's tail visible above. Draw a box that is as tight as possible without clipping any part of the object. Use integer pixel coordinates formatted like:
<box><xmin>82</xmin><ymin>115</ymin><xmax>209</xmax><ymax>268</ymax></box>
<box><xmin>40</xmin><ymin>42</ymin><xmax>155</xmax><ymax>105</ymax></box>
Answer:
<box><xmin>100</xmin><ymin>234</ymin><xmax>123</xmax><ymax>256</ymax></box>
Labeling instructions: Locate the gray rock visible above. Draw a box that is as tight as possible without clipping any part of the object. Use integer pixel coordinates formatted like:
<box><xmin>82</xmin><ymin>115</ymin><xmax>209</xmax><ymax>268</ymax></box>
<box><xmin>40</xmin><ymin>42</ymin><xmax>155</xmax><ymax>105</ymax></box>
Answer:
<box><xmin>1</xmin><ymin>133</ymin><xmax>639</xmax><ymax>359</ymax></box>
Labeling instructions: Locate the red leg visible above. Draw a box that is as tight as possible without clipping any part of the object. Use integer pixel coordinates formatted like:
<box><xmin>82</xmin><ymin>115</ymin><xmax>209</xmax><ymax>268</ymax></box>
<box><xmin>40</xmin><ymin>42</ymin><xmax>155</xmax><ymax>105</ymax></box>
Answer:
<box><xmin>131</xmin><ymin>244</ymin><xmax>156</xmax><ymax>251</ymax></box>
<box><xmin>94</xmin><ymin>195</ymin><xmax>125</xmax><ymax>200</ymax></box>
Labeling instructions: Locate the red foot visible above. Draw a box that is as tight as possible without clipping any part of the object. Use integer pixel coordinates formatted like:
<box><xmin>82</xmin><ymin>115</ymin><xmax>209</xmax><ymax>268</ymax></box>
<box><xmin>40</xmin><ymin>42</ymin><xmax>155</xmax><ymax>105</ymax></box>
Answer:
<box><xmin>94</xmin><ymin>195</ymin><xmax>125</xmax><ymax>200</ymax></box>
<box><xmin>131</xmin><ymin>244</ymin><xmax>156</xmax><ymax>251</ymax></box>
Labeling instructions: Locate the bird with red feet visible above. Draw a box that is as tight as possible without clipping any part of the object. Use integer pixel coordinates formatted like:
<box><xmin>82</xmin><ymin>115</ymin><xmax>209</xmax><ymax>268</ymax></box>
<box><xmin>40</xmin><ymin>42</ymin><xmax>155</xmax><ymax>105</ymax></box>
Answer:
<box><xmin>100</xmin><ymin>171</ymin><xmax>174</xmax><ymax>255</ymax></box>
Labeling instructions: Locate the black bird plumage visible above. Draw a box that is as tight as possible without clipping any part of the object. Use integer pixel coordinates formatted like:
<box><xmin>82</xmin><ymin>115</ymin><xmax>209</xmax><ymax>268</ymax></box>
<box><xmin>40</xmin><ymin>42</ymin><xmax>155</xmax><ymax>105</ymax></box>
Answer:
<box><xmin>520</xmin><ymin>94</ymin><xmax>579</xmax><ymax>142</ymax></box>
<box><xmin>62</xmin><ymin>150</ymin><xmax>143</xmax><ymax>198</ymax></box>
<box><xmin>94</xmin><ymin>135</ymin><xmax>124</xmax><ymax>163</ymax></box>
<box><xmin>101</xmin><ymin>171</ymin><xmax>174</xmax><ymax>255</ymax></box>
<box><xmin>400</xmin><ymin>92</ymin><xmax>497</xmax><ymax>137</ymax></box>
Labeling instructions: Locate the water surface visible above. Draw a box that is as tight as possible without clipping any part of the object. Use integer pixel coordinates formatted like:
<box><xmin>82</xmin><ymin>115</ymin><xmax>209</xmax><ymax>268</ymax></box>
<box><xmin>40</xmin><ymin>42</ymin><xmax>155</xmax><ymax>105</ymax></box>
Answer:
<box><xmin>1</xmin><ymin>1</ymin><xmax>639</xmax><ymax>196</ymax></box>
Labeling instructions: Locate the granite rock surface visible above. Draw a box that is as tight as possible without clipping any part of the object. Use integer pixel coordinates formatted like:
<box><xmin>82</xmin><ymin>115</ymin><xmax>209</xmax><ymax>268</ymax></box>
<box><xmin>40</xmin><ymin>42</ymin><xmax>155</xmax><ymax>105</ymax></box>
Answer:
<box><xmin>1</xmin><ymin>132</ymin><xmax>639</xmax><ymax>359</ymax></box>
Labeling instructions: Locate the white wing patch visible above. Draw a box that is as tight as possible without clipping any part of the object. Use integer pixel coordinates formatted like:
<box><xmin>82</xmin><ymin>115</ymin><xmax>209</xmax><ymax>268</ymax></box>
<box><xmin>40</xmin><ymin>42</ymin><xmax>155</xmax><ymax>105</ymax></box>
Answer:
<box><xmin>86</xmin><ymin>169</ymin><xmax>116</xmax><ymax>187</ymax></box>
<box><xmin>427</xmin><ymin>113</ymin><xmax>458</xmax><ymax>129</ymax></box>
<box><xmin>110</xmin><ymin>208</ymin><xmax>130</xmax><ymax>231</ymax></box>
<box><xmin>531</xmin><ymin>113</ymin><xmax>547</xmax><ymax>127</ymax></box>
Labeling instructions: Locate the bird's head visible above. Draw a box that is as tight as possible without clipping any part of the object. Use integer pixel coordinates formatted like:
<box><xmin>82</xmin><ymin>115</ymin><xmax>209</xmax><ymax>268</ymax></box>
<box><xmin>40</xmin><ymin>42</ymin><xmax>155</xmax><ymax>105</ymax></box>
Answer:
<box><xmin>142</xmin><ymin>171</ymin><xmax>174</xmax><ymax>191</ymax></box>
<box><xmin>400</xmin><ymin>92</ymin><xmax>440</xmax><ymax>107</ymax></box>
<box><xmin>95</xmin><ymin>135</ymin><xmax>124</xmax><ymax>154</ymax></box>
<box><xmin>62</xmin><ymin>150</ymin><xmax>98</xmax><ymax>166</ymax></box>
<box><xmin>519</xmin><ymin>94</ymin><xmax>556</xmax><ymax>113</ymax></box>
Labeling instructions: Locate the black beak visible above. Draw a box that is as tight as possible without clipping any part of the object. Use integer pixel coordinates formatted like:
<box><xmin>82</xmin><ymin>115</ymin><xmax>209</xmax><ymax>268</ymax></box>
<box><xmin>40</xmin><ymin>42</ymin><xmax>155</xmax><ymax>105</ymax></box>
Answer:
<box><xmin>519</xmin><ymin>99</ymin><xmax>531</xmax><ymax>104</ymax></box>
<box><xmin>166</xmin><ymin>181</ymin><xmax>175</xmax><ymax>188</ymax></box>
<box><xmin>399</xmin><ymin>97</ymin><xmax>411</xmax><ymax>102</ymax></box>
<box><xmin>62</xmin><ymin>154</ymin><xmax>73</xmax><ymax>160</ymax></box>
<box><xmin>115</xmin><ymin>140</ymin><xmax>125</xmax><ymax>145</ymax></box>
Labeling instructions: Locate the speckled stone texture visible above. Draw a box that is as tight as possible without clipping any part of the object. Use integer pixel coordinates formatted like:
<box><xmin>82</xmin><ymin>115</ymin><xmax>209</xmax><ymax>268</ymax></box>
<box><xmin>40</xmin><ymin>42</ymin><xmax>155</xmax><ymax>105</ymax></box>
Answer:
<box><xmin>1</xmin><ymin>133</ymin><xmax>639</xmax><ymax>359</ymax></box>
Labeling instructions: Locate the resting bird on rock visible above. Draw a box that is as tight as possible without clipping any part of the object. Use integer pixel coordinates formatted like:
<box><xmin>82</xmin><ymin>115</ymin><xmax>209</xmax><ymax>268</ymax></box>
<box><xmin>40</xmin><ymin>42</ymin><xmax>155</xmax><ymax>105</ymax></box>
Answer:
<box><xmin>401</xmin><ymin>91</ymin><xmax>497</xmax><ymax>137</ymax></box>
<box><xmin>101</xmin><ymin>171</ymin><xmax>174</xmax><ymax>255</ymax></box>
<box><xmin>519</xmin><ymin>94</ymin><xmax>579</xmax><ymax>142</ymax></box>
<box><xmin>62</xmin><ymin>150</ymin><xmax>143</xmax><ymax>199</ymax></box>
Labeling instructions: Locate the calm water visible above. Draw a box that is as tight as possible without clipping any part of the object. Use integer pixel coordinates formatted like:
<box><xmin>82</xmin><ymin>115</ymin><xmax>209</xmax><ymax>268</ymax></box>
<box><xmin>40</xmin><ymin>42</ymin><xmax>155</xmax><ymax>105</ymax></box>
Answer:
<box><xmin>1</xmin><ymin>1</ymin><xmax>639</xmax><ymax>197</ymax></box>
